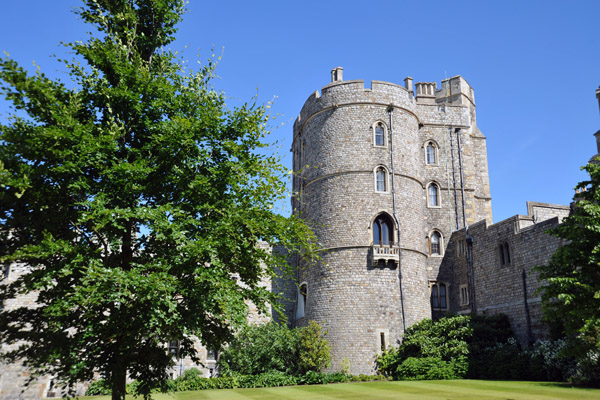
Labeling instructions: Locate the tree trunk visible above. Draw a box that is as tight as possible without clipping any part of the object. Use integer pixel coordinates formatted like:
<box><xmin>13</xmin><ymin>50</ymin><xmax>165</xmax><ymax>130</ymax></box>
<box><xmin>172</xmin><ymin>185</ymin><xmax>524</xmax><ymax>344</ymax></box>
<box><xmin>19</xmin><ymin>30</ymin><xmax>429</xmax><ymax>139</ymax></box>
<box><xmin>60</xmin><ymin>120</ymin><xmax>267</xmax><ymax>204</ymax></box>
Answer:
<box><xmin>111</xmin><ymin>366</ymin><xmax>127</xmax><ymax>400</ymax></box>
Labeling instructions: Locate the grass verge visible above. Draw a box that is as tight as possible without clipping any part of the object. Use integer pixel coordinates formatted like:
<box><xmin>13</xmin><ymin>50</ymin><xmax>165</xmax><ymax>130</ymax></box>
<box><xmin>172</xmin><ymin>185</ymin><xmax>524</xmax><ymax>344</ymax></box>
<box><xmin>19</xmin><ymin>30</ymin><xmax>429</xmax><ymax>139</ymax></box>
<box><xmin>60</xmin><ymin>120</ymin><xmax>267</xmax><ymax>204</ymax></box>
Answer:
<box><xmin>85</xmin><ymin>380</ymin><xmax>600</xmax><ymax>400</ymax></box>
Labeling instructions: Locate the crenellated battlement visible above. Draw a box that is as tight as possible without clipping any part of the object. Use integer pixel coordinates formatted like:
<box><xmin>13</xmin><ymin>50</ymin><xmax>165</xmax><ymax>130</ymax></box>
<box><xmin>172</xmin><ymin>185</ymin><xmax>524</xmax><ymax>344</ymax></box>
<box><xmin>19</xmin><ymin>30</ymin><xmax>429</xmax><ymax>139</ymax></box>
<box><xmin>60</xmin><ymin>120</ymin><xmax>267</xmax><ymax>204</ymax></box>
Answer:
<box><xmin>294</xmin><ymin>68</ymin><xmax>476</xmax><ymax>137</ymax></box>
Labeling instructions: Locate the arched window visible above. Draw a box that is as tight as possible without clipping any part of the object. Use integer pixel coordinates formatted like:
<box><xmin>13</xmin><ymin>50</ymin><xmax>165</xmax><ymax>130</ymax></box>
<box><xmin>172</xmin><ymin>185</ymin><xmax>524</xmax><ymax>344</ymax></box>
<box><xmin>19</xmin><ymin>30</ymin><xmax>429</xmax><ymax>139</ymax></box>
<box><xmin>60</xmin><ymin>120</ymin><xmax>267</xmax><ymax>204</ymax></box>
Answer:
<box><xmin>296</xmin><ymin>282</ymin><xmax>307</xmax><ymax>318</ymax></box>
<box><xmin>375</xmin><ymin>122</ymin><xmax>385</xmax><ymax>146</ymax></box>
<box><xmin>375</xmin><ymin>166</ymin><xmax>387</xmax><ymax>192</ymax></box>
<box><xmin>429</xmin><ymin>231</ymin><xmax>443</xmax><ymax>256</ymax></box>
<box><xmin>426</xmin><ymin>142</ymin><xmax>437</xmax><ymax>164</ymax></box>
<box><xmin>373</xmin><ymin>214</ymin><xmax>394</xmax><ymax>246</ymax></box>
<box><xmin>427</xmin><ymin>183</ymin><xmax>440</xmax><ymax>207</ymax></box>
<box><xmin>431</xmin><ymin>282</ymin><xmax>447</xmax><ymax>309</ymax></box>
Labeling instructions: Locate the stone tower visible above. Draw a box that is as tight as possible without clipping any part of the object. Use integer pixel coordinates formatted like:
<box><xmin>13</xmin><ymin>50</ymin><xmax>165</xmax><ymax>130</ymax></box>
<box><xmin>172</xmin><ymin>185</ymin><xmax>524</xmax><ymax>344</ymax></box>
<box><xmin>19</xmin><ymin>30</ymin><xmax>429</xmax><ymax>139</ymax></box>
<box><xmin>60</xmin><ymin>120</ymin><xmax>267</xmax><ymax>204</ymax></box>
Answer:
<box><xmin>290</xmin><ymin>67</ymin><xmax>492</xmax><ymax>374</ymax></box>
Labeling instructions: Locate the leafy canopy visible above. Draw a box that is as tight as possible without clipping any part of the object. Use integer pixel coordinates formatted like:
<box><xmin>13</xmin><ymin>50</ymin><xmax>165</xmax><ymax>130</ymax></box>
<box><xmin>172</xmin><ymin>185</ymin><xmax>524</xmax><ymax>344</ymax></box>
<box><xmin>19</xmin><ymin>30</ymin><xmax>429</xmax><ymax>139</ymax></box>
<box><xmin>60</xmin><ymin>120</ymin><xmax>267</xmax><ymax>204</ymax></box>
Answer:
<box><xmin>537</xmin><ymin>161</ymin><xmax>600</xmax><ymax>385</ymax></box>
<box><xmin>0</xmin><ymin>0</ymin><xmax>315</xmax><ymax>399</ymax></box>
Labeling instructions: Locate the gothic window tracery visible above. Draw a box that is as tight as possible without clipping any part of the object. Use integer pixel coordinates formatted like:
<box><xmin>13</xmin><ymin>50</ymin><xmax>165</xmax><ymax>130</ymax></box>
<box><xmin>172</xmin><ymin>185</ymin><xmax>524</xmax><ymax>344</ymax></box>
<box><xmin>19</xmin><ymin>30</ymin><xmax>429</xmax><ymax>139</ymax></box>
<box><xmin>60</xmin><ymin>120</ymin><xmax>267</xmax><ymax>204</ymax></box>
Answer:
<box><xmin>373</xmin><ymin>213</ymin><xmax>394</xmax><ymax>246</ymax></box>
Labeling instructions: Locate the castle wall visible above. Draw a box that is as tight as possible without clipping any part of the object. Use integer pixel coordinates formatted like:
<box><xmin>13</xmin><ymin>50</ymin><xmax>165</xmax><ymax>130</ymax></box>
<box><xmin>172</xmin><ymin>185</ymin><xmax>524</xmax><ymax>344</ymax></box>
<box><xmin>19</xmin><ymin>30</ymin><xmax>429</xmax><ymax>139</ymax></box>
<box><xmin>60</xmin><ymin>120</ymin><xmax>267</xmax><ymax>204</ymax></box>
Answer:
<box><xmin>292</xmin><ymin>71</ymin><xmax>492</xmax><ymax>374</ymax></box>
<box><xmin>451</xmin><ymin>202</ymin><xmax>570</xmax><ymax>345</ymax></box>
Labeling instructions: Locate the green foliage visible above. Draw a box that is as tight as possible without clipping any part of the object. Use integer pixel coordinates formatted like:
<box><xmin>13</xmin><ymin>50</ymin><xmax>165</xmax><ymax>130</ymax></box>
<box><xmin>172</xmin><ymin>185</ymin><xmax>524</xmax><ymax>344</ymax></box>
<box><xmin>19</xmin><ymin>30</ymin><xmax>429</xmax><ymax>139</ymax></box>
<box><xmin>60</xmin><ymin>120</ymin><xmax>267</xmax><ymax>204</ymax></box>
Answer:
<box><xmin>0</xmin><ymin>1</ymin><xmax>317</xmax><ymax>398</ymax></box>
<box><xmin>396</xmin><ymin>357</ymin><xmax>458</xmax><ymax>380</ymax></box>
<box><xmin>529</xmin><ymin>339</ymin><xmax>577</xmax><ymax>382</ymax></box>
<box><xmin>218</xmin><ymin>321</ymin><xmax>331</xmax><ymax>377</ymax></box>
<box><xmin>85</xmin><ymin>371</ymin><xmax>358</xmax><ymax>393</ymax></box>
<box><xmin>400</xmin><ymin>315</ymin><xmax>472</xmax><ymax>362</ymax></box>
<box><xmin>85</xmin><ymin>379</ymin><xmax>112</xmax><ymax>396</ymax></box>
<box><xmin>537</xmin><ymin>161</ymin><xmax>600</xmax><ymax>386</ymax></box>
<box><xmin>218</xmin><ymin>323</ymin><xmax>301</xmax><ymax>376</ymax></box>
<box><xmin>298</xmin><ymin>320</ymin><xmax>332</xmax><ymax>373</ymax></box>
<box><xmin>377</xmin><ymin>314</ymin><xmax>527</xmax><ymax>381</ymax></box>
<box><xmin>378</xmin><ymin>315</ymin><xmax>472</xmax><ymax>379</ymax></box>
<box><xmin>180</xmin><ymin>367</ymin><xmax>203</xmax><ymax>381</ymax></box>
<box><xmin>339</xmin><ymin>358</ymin><xmax>351</xmax><ymax>375</ymax></box>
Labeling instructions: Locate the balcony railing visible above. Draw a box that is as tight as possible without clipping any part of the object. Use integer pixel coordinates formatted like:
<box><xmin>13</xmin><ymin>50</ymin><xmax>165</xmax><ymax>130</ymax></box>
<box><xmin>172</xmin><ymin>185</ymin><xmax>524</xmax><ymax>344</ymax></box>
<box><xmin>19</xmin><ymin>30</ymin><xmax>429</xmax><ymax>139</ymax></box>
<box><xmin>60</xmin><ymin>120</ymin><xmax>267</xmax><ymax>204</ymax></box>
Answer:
<box><xmin>370</xmin><ymin>242</ymin><xmax>400</xmax><ymax>267</ymax></box>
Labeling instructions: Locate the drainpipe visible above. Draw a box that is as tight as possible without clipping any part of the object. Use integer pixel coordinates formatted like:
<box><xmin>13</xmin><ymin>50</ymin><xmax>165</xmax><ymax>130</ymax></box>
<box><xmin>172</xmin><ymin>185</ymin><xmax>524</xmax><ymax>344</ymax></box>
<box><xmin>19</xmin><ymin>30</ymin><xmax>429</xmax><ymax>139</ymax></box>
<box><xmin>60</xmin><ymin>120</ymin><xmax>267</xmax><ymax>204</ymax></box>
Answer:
<box><xmin>387</xmin><ymin>104</ymin><xmax>407</xmax><ymax>332</ymax></box>
<box><xmin>522</xmin><ymin>268</ymin><xmax>534</xmax><ymax>346</ymax></box>
<box><xmin>449</xmin><ymin>128</ymin><xmax>460</xmax><ymax>231</ymax></box>
<box><xmin>456</xmin><ymin>127</ymin><xmax>476</xmax><ymax>313</ymax></box>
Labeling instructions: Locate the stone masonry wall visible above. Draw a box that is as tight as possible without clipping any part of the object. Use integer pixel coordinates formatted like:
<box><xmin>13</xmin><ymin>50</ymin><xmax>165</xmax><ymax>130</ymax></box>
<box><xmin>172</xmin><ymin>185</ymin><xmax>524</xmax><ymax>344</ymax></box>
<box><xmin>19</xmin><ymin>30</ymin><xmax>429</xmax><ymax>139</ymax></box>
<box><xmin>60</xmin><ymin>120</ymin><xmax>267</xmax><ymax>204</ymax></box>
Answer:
<box><xmin>450</xmin><ymin>202</ymin><xmax>569</xmax><ymax>345</ymax></box>
<box><xmin>291</xmin><ymin>72</ymin><xmax>492</xmax><ymax>374</ymax></box>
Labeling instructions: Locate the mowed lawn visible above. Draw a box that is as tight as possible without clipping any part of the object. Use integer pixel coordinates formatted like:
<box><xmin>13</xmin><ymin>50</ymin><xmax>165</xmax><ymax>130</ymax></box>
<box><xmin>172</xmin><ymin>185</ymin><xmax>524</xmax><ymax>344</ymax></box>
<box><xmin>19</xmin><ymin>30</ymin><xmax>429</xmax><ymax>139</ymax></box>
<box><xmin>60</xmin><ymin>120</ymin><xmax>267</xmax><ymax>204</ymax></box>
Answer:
<box><xmin>86</xmin><ymin>380</ymin><xmax>600</xmax><ymax>400</ymax></box>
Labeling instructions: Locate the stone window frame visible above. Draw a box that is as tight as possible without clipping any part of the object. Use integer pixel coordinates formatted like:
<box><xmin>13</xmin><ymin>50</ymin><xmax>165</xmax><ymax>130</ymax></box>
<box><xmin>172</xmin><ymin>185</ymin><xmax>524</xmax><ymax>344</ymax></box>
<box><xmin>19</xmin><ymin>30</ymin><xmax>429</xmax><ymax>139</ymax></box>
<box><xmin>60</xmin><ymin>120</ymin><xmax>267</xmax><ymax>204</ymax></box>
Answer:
<box><xmin>429</xmin><ymin>281</ymin><xmax>449</xmax><ymax>310</ymax></box>
<box><xmin>371</xmin><ymin>121</ymin><xmax>388</xmax><ymax>148</ymax></box>
<box><xmin>375</xmin><ymin>328</ymin><xmax>390</xmax><ymax>355</ymax></box>
<box><xmin>428</xmin><ymin>229</ymin><xmax>444</xmax><ymax>257</ymax></box>
<box><xmin>296</xmin><ymin>281</ymin><xmax>307</xmax><ymax>319</ymax></box>
<box><xmin>206</xmin><ymin>348</ymin><xmax>218</xmax><ymax>361</ymax></box>
<box><xmin>498</xmin><ymin>241</ymin><xmax>511</xmax><ymax>266</ymax></box>
<box><xmin>423</xmin><ymin>139</ymin><xmax>439</xmax><ymax>166</ymax></box>
<box><xmin>372</xmin><ymin>212</ymin><xmax>395</xmax><ymax>246</ymax></box>
<box><xmin>168</xmin><ymin>340</ymin><xmax>181</xmax><ymax>357</ymax></box>
<box><xmin>456</xmin><ymin>238</ymin><xmax>466</xmax><ymax>256</ymax></box>
<box><xmin>426</xmin><ymin>181</ymin><xmax>442</xmax><ymax>208</ymax></box>
<box><xmin>459</xmin><ymin>284</ymin><xmax>469</xmax><ymax>306</ymax></box>
<box><xmin>373</xmin><ymin>165</ymin><xmax>389</xmax><ymax>193</ymax></box>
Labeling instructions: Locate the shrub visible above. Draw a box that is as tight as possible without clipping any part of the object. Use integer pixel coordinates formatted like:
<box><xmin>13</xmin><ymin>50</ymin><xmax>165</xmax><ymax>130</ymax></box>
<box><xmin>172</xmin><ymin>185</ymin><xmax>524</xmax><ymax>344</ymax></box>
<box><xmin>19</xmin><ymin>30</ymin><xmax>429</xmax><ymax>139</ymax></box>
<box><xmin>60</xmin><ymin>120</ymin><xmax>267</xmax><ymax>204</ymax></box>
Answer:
<box><xmin>238</xmin><ymin>371</ymin><xmax>297</xmax><ymax>388</ymax></box>
<box><xmin>340</xmin><ymin>357</ymin><xmax>351</xmax><ymax>374</ymax></box>
<box><xmin>218</xmin><ymin>321</ymin><xmax>331</xmax><ymax>377</ymax></box>
<box><xmin>218</xmin><ymin>322</ymin><xmax>301</xmax><ymax>376</ymax></box>
<box><xmin>180</xmin><ymin>367</ymin><xmax>203</xmax><ymax>381</ymax></box>
<box><xmin>85</xmin><ymin>379</ymin><xmax>111</xmax><ymax>396</ymax></box>
<box><xmin>377</xmin><ymin>314</ymin><xmax>529</xmax><ymax>381</ymax></box>
<box><xmin>397</xmin><ymin>357</ymin><xmax>457</xmax><ymax>380</ymax></box>
<box><xmin>377</xmin><ymin>315</ymin><xmax>472</xmax><ymax>379</ymax></box>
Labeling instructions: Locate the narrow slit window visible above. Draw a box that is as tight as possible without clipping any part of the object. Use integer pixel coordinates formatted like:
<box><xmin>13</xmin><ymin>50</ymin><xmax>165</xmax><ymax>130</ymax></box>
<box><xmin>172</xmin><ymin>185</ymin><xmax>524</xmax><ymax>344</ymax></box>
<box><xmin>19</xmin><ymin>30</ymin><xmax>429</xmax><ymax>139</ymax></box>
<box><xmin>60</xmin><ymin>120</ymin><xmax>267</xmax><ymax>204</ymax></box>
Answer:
<box><xmin>439</xmin><ymin>283</ymin><xmax>447</xmax><ymax>309</ymax></box>
<box><xmin>430</xmin><ymin>232</ymin><xmax>442</xmax><ymax>255</ymax></box>
<box><xmin>375</xmin><ymin>167</ymin><xmax>387</xmax><ymax>192</ymax></box>
<box><xmin>431</xmin><ymin>285</ymin><xmax>439</xmax><ymax>308</ymax></box>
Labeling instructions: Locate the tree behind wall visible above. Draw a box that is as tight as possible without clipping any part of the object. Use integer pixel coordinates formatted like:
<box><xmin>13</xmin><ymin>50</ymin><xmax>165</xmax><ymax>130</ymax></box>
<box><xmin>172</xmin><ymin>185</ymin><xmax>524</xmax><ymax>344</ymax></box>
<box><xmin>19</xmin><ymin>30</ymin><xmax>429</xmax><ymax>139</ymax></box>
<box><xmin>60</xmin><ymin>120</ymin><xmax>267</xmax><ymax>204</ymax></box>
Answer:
<box><xmin>0</xmin><ymin>1</ymin><xmax>315</xmax><ymax>399</ymax></box>
<box><xmin>537</xmin><ymin>161</ymin><xmax>600</xmax><ymax>385</ymax></box>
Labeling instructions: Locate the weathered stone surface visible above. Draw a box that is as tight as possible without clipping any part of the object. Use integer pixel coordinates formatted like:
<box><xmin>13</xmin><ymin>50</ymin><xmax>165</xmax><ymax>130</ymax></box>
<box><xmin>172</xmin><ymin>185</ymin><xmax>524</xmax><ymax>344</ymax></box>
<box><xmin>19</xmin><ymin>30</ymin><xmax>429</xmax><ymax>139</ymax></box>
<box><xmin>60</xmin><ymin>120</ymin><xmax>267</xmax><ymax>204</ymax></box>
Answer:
<box><xmin>290</xmin><ymin>73</ymin><xmax>493</xmax><ymax>374</ymax></box>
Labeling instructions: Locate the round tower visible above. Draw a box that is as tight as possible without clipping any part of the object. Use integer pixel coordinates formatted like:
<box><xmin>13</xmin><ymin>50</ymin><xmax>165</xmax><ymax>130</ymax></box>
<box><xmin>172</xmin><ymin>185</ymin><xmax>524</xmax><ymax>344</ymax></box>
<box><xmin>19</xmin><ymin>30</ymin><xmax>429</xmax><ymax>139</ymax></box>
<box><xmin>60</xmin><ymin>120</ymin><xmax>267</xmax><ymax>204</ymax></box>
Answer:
<box><xmin>291</xmin><ymin>68</ymin><xmax>491</xmax><ymax>374</ymax></box>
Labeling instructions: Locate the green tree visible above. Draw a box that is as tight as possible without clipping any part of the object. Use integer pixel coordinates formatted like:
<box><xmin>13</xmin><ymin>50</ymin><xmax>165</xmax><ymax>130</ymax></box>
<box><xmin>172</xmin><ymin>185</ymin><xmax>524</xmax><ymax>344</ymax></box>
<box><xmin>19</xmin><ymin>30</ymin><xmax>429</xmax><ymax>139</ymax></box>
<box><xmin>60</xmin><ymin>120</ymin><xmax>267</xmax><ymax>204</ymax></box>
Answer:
<box><xmin>537</xmin><ymin>161</ymin><xmax>600</xmax><ymax>385</ymax></box>
<box><xmin>0</xmin><ymin>1</ymin><xmax>315</xmax><ymax>399</ymax></box>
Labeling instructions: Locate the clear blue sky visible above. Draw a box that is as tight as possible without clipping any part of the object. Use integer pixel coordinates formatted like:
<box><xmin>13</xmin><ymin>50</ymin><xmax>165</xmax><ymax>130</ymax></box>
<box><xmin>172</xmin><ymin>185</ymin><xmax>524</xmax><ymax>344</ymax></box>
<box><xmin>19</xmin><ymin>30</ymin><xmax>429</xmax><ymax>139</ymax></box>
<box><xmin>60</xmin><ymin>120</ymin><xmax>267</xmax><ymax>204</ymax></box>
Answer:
<box><xmin>1</xmin><ymin>0</ymin><xmax>598</xmax><ymax>223</ymax></box>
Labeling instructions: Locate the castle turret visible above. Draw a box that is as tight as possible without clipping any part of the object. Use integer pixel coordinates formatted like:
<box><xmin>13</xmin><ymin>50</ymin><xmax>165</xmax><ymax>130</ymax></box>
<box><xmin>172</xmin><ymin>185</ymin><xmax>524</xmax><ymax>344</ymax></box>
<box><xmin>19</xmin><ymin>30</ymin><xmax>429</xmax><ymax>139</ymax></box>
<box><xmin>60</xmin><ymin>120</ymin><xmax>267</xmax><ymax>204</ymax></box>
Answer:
<box><xmin>291</xmin><ymin>69</ymin><xmax>492</xmax><ymax>374</ymax></box>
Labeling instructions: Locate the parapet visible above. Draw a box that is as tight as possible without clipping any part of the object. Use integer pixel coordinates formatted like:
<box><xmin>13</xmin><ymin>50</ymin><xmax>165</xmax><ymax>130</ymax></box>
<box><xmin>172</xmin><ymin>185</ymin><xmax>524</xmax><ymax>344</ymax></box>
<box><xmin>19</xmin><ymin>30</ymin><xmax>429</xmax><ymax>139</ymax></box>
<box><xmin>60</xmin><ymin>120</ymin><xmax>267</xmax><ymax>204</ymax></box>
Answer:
<box><xmin>294</xmin><ymin>68</ymin><xmax>477</xmax><ymax>136</ymax></box>
<box><xmin>415</xmin><ymin>75</ymin><xmax>475</xmax><ymax>107</ymax></box>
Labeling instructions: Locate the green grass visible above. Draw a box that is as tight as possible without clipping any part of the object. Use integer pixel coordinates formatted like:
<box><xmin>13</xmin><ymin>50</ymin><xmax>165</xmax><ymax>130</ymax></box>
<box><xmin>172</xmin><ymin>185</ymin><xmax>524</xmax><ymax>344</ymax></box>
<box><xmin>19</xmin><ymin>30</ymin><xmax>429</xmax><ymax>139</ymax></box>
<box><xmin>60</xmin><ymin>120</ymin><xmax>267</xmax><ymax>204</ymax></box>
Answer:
<box><xmin>85</xmin><ymin>380</ymin><xmax>600</xmax><ymax>400</ymax></box>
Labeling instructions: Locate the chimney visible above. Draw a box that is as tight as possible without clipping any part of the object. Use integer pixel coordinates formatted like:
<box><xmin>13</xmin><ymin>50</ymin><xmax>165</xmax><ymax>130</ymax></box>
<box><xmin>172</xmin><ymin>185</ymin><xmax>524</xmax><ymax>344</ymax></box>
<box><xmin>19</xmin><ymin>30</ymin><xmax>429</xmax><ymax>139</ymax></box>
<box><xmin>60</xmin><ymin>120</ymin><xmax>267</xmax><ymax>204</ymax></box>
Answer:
<box><xmin>331</xmin><ymin>67</ymin><xmax>343</xmax><ymax>83</ymax></box>
<box><xmin>404</xmin><ymin>77</ymin><xmax>413</xmax><ymax>94</ymax></box>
